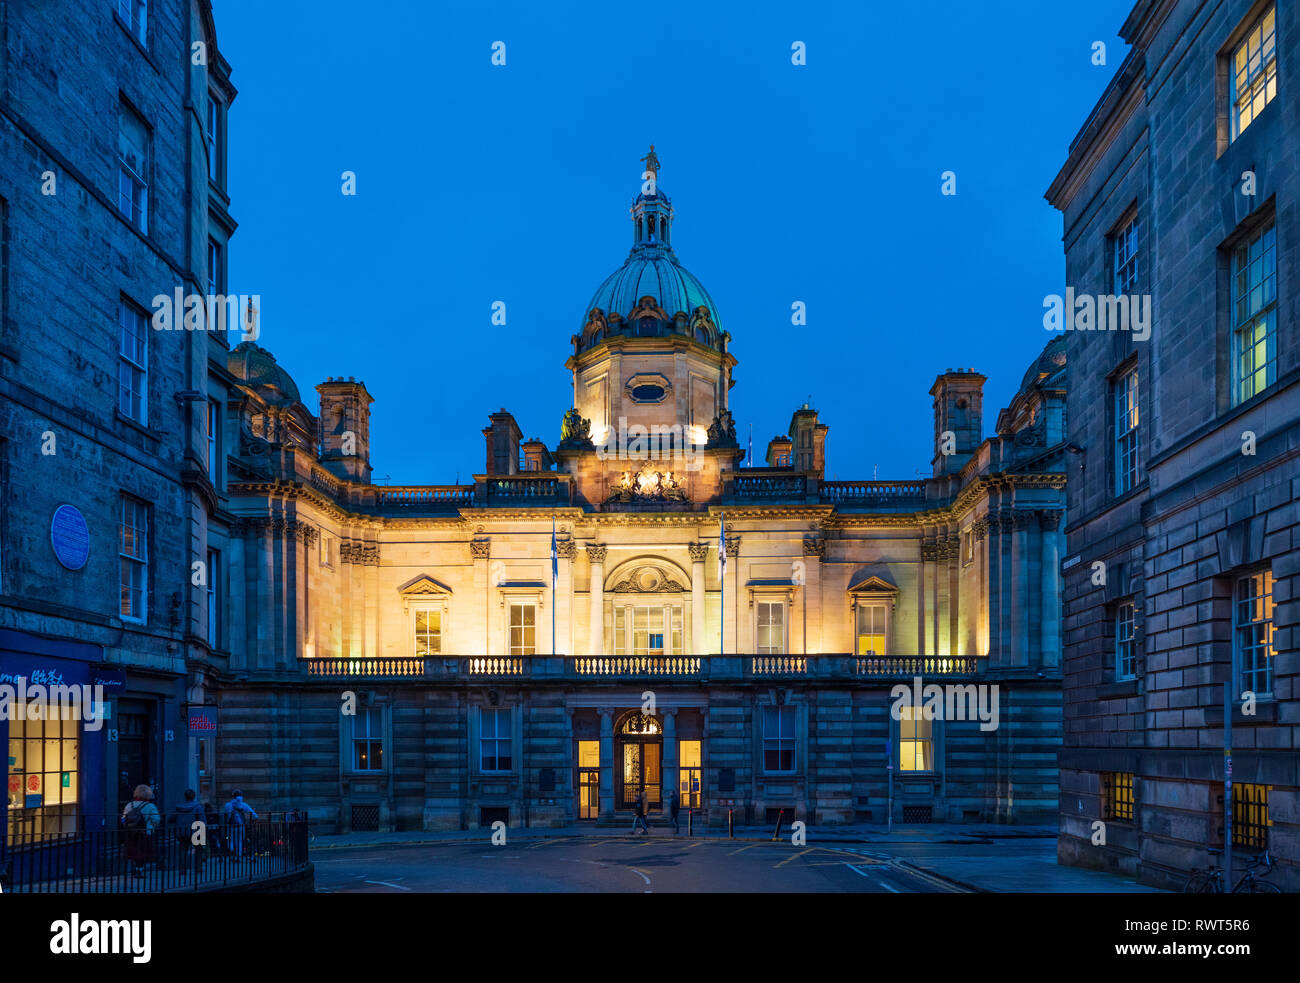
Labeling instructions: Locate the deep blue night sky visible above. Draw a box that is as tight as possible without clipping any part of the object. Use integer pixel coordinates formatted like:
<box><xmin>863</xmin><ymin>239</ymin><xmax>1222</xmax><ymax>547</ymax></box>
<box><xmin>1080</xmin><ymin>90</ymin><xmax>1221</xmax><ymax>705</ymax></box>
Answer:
<box><xmin>218</xmin><ymin>0</ymin><xmax>1134</xmax><ymax>485</ymax></box>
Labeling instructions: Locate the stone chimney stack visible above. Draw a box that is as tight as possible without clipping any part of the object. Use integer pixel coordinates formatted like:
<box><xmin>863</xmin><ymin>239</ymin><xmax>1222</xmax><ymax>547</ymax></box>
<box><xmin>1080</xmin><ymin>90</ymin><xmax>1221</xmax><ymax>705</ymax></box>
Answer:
<box><xmin>315</xmin><ymin>376</ymin><xmax>374</xmax><ymax>483</ymax></box>
<box><xmin>483</xmin><ymin>409</ymin><xmax>523</xmax><ymax>475</ymax></box>
<box><xmin>787</xmin><ymin>405</ymin><xmax>828</xmax><ymax>477</ymax></box>
<box><xmin>930</xmin><ymin>368</ymin><xmax>986</xmax><ymax>477</ymax></box>
<box><xmin>765</xmin><ymin>435</ymin><xmax>793</xmax><ymax>468</ymax></box>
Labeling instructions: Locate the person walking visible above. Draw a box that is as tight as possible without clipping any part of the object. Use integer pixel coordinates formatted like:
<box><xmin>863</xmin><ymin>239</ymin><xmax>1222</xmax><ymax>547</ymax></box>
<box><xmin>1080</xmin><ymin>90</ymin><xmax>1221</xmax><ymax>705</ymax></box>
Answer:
<box><xmin>121</xmin><ymin>785</ymin><xmax>160</xmax><ymax>879</ymax></box>
<box><xmin>632</xmin><ymin>790</ymin><xmax>650</xmax><ymax>835</ymax></box>
<box><xmin>222</xmin><ymin>790</ymin><xmax>259</xmax><ymax>859</ymax></box>
<box><xmin>669</xmin><ymin>788</ymin><xmax>680</xmax><ymax>834</ymax></box>
<box><xmin>171</xmin><ymin>789</ymin><xmax>206</xmax><ymax>878</ymax></box>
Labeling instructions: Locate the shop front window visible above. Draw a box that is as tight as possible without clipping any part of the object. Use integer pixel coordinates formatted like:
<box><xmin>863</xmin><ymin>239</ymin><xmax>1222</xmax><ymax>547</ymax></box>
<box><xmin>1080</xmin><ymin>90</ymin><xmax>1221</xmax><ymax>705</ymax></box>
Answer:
<box><xmin>6</xmin><ymin>711</ymin><xmax>80</xmax><ymax>843</ymax></box>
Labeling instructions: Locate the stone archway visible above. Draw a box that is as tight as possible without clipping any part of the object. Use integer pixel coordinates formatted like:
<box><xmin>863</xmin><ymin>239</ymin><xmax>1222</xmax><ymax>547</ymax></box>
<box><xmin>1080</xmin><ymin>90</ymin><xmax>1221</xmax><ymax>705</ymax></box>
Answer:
<box><xmin>614</xmin><ymin>710</ymin><xmax>663</xmax><ymax>810</ymax></box>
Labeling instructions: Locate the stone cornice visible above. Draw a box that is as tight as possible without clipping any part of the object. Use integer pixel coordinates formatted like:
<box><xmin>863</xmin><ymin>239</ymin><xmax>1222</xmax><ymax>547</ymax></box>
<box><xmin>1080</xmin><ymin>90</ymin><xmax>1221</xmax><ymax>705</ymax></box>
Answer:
<box><xmin>230</xmin><ymin>473</ymin><xmax>1066</xmax><ymax>536</ymax></box>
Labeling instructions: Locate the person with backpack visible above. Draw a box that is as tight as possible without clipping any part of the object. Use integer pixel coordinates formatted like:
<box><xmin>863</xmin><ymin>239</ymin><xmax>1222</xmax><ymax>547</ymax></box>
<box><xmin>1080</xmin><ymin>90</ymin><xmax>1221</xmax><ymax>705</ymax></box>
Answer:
<box><xmin>631</xmin><ymin>790</ymin><xmax>650</xmax><ymax>835</ymax></box>
<box><xmin>121</xmin><ymin>785</ymin><xmax>160</xmax><ymax>878</ymax></box>
<box><xmin>222</xmin><ymin>790</ymin><xmax>259</xmax><ymax>859</ymax></box>
<box><xmin>171</xmin><ymin>789</ymin><xmax>205</xmax><ymax>878</ymax></box>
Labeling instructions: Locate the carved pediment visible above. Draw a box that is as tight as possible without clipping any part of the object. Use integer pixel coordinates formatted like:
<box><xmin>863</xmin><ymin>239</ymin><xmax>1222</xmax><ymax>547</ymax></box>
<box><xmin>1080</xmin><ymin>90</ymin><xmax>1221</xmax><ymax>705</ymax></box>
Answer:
<box><xmin>847</xmin><ymin>574</ymin><xmax>899</xmax><ymax>596</ymax></box>
<box><xmin>609</xmin><ymin>565</ymin><xmax>687</xmax><ymax>593</ymax></box>
<box><xmin>398</xmin><ymin>574</ymin><xmax>453</xmax><ymax>597</ymax></box>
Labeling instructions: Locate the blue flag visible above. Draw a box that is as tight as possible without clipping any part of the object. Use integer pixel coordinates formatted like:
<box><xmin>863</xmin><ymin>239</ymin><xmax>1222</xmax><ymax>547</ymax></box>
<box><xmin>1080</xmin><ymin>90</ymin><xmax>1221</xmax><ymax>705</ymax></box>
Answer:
<box><xmin>718</xmin><ymin>512</ymin><xmax>726</xmax><ymax>579</ymax></box>
<box><xmin>551</xmin><ymin>518</ymin><xmax>558</xmax><ymax>582</ymax></box>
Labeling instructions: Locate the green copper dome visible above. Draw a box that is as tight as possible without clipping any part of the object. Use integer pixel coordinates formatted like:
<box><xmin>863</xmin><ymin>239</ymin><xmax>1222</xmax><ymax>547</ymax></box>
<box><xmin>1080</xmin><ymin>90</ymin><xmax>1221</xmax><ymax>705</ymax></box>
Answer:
<box><xmin>578</xmin><ymin>162</ymin><xmax>724</xmax><ymax>353</ymax></box>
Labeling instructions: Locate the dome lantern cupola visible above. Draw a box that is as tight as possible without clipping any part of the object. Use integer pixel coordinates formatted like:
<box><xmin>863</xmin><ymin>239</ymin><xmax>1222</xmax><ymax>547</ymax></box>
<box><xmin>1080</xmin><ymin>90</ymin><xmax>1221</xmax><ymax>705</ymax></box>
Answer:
<box><xmin>631</xmin><ymin>144</ymin><xmax>673</xmax><ymax>252</ymax></box>
<box><xmin>577</xmin><ymin>147</ymin><xmax>724</xmax><ymax>355</ymax></box>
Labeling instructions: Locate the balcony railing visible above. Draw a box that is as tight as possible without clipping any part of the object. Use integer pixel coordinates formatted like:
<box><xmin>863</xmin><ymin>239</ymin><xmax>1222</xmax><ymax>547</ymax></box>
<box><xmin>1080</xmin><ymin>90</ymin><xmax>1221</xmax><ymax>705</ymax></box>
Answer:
<box><xmin>297</xmin><ymin>654</ymin><xmax>985</xmax><ymax>681</ymax></box>
<box><xmin>310</xmin><ymin>466</ymin><xmax>343</xmax><ymax>497</ymax></box>
<box><xmin>820</xmin><ymin>480</ymin><xmax>927</xmax><ymax>505</ymax></box>
<box><xmin>572</xmin><ymin>656</ymin><xmax>702</xmax><ymax>676</ymax></box>
<box><xmin>728</xmin><ymin>474</ymin><xmax>807</xmax><ymax>498</ymax></box>
<box><xmin>856</xmin><ymin>655</ymin><xmax>980</xmax><ymax>676</ymax></box>
<box><xmin>376</xmin><ymin>485</ymin><xmax>474</xmax><ymax>507</ymax></box>
<box><xmin>305</xmin><ymin>657</ymin><xmax>424</xmax><ymax>678</ymax></box>
<box><xmin>750</xmin><ymin>655</ymin><xmax>808</xmax><ymax>675</ymax></box>
<box><xmin>486</xmin><ymin>475</ymin><xmax>566</xmax><ymax>502</ymax></box>
<box><xmin>467</xmin><ymin>657</ymin><xmax>528</xmax><ymax>676</ymax></box>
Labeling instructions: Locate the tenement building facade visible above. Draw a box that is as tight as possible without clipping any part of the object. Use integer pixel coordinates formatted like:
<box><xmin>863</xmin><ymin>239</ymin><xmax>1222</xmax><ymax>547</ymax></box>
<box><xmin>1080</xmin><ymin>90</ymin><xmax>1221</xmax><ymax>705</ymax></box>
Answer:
<box><xmin>1048</xmin><ymin>0</ymin><xmax>1298</xmax><ymax>890</ymax></box>
<box><xmin>215</xmin><ymin>160</ymin><xmax>1069</xmax><ymax>832</ymax></box>
<box><xmin>1</xmin><ymin>0</ymin><xmax>238</xmax><ymax>851</ymax></box>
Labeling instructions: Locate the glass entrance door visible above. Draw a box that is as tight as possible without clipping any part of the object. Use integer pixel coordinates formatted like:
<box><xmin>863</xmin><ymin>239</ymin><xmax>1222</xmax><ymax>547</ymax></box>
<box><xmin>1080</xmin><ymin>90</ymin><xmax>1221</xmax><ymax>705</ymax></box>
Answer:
<box><xmin>620</xmin><ymin>741</ymin><xmax>662</xmax><ymax>809</ymax></box>
<box><xmin>577</xmin><ymin>740</ymin><xmax>600</xmax><ymax>820</ymax></box>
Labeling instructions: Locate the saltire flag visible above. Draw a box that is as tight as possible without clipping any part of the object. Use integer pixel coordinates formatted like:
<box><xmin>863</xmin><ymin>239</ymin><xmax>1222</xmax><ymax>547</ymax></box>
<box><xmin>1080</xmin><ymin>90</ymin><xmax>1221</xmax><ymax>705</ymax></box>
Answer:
<box><xmin>551</xmin><ymin>517</ymin><xmax>558</xmax><ymax>583</ymax></box>
<box><xmin>718</xmin><ymin>512</ymin><xmax>726</xmax><ymax>579</ymax></box>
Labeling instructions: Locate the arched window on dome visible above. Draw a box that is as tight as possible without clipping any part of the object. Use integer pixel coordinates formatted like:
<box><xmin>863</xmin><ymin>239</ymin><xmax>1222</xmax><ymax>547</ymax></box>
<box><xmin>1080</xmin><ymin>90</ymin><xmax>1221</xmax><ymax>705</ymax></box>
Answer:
<box><xmin>659</xmin><ymin>215</ymin><xmax>666</xmax><ymax>240</ymax></box>
<box><xmin>639</xmin><ymin>317</ymin><xmax>657</xmax><ymax>337</ymax></box>
<box><xmin>695</xmin><ymin>326</ymin><xmax>710</xmax><ymax>346</ymax></box>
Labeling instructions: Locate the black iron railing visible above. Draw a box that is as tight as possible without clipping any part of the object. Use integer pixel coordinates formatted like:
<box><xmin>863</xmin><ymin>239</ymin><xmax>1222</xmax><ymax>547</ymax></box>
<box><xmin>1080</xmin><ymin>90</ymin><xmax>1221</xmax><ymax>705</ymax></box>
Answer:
<box><xmin>1</xmin><ymin>813</ymin><xmax>310</xmax><ymax>893</ymax></box>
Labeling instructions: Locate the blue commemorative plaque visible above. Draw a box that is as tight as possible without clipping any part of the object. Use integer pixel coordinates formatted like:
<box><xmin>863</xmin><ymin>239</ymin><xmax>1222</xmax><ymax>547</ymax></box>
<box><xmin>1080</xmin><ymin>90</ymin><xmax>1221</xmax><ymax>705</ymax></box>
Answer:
<box><xmin>51</xmin><ymin>504</ymin><xmax>90</xmax><ymax>570</ymax></box>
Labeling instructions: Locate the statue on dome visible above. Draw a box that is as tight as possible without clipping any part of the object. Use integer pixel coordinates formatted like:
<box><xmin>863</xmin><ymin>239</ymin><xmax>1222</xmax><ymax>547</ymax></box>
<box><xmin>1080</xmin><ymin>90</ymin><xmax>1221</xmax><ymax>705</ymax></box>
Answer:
<box><xmin>639</xmin><ymin>144</ymin><xmax>660</xmax><ymax>179</ymax></box>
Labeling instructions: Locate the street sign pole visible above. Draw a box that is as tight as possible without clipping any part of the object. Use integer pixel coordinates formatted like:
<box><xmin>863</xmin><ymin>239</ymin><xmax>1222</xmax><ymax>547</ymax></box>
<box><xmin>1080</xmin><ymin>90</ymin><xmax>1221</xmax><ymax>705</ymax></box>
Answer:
<box><xmin>886</xmin><ymin>738</ymin><xmax>893</xmax><ymax>835</ymax></box>
<box><xmin>1224</xmin><ymin>680</ymin><xmax>1233</xmax><ymax>887</ymax></box>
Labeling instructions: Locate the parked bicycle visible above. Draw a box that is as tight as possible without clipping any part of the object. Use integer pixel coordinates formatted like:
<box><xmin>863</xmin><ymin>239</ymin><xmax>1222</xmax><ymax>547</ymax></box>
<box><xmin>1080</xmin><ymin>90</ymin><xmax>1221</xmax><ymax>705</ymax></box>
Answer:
<box><xmin>1183</xmin><ymin>848</ymin><xmax>1281</xmax><ymax>893</ymax></box>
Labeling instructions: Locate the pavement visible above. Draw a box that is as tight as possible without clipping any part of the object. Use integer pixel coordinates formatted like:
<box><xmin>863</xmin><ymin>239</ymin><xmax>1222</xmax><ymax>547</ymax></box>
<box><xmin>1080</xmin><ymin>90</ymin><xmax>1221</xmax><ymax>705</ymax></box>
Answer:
<box><xmin>309</xmin><ymin>821</ymin><xmax>1167</xmax><ymax>893</ymax></box>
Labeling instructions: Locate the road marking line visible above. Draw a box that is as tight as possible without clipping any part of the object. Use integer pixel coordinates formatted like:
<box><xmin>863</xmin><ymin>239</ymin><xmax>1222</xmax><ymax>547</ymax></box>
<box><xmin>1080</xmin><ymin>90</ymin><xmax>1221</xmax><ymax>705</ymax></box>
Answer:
<box><xmin>364</xmin><ymin>879</ymin><xmax>412</xmax><ymax>891</ymax></box>
<box><xmin>628</xmin><ymin>867</ymin><xmax>651</xmax><ymax>886</ymax></box>
<box><xmin>528</xmin><ymin>837</ymin><xmax>567</xmax><ymax>849</ymax></box>
<box><xmin>774</xmin><ymin>848</ymin><xmax>814</xmax><ymax>868</ymax></box>
<box><xmin>887</xmin><ymin>859</ymin><xmax>969</xmax><ymax>894</ymax></box>
<box><xmin>727</xmin><ymin>843</ymin><xmax>760</xmax><ymax>856</ymax></box>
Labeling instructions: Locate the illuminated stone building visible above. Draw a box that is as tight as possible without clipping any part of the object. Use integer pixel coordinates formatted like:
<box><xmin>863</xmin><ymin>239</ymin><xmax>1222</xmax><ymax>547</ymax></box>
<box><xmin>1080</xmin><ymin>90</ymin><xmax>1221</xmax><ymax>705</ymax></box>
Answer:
<box><xmin>1048</xmin><ymin>0</ymin><xmax>1298</xmax><ymax>891</ymax></box>
<box><xmin>214</xmin><ymin>160</ymin><xmax>1069</xmax><ymax>832</ymax></box>
<box><xmin>1</xmin><ymin>0</ymin><xmax>237</xmax><ymax>848</ymax></box>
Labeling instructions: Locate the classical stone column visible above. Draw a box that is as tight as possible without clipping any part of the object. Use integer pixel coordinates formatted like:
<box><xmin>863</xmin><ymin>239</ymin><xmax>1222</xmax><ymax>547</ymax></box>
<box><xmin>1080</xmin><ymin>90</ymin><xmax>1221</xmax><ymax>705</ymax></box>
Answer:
<box><xmin>228</xmin><ymin>521</ymin><xmax>248</xmax><ymax>670</ymax></box>
<box><xmin>986</xmin><ymin>511</ymin><xmax>1006</xmax><ymax>665</ymax></box>
<box><xmin>662</xmin><ymin>708</ymin><xmax>677</xmax><ymax>812</ymax></box>
<box><xmin>288</xmin><ymin>520</ymin><xmax>308</xmax><ymax>666</ymax></box>
<box><xmin>919</xmin><ymin>536</ymin><xmax>934</xmax><ymax>657</ymax></box>
<box><xmin>1011</xmin><ymin>511</ymin><xmax>1031</xmax><ymax>667</ymax></box>
<box><xmin>587</xmin><ymin>545</ymin><xmax>607</xmax><ymax>655</ymax></box>
<box><xmin>363</xmin><ymin>539</ymin><xmax>381</xmax><ymax>659</ymax></box>
<box><xmin>974</xmin><ymin>517</ymin><xmax>989</xmax><ymax>655</ymax></box>
<box><xmin>726</xmin><ymin>535</ymin><xmax>741</xmax><ymax>654</ymax></box>
<box><xmin>688</xmin><ymin>543</ymin><xmax>708</xmax><ymax>655</ymax></box>
<box><xmin>470</xmin><ymin>538</ymin><xmax>491</xmax><ymax>655</ymax></box>
<box><xmin>802</xmin><ymin>536</ymin><xmax>825</xmax><ymax>655</ymax></box>
<box><xmin>1038</xmin><ymin>509</ymin><xmax>1063</xmax><ymax>669</ymax></box>
<box><xmin>558</xmin><ymin>540</ymin><xmax>576</xmax><ymax>657</ymax></box>
<box><xmin>946</xmin><ymin>532</ymin><xmax>960</xmax><ymax>657</ymax></box>
<box><xmin>599</xmin><ymin>707</ymin><xmax>615</xmax><ymax>817</ymax></box>
<box><xmin>258</xmin><ymin>518</ymin><xmax>277</xmax><ymax>671</ymax></box>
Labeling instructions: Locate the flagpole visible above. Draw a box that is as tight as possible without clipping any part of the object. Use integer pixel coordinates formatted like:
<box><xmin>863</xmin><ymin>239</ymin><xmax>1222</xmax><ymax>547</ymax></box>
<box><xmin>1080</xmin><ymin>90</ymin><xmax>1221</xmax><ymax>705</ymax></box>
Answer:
<box><xmin>719</xmin><ymin>512</ymin><xmax>726</xmax><ymax>657</ymax></box>
<box><xmin>551</xmin><ymin>517</ymin><xmax>557</xmax><ymax>657</ymax></box>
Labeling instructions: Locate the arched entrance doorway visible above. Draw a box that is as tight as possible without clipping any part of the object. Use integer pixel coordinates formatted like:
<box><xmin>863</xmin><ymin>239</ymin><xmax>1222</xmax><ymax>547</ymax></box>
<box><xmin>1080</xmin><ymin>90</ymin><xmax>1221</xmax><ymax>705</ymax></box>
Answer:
<box><xmin>615</xmin><ymin>711</ymin><xmax>662</xmax><ymax>810</ymax></box>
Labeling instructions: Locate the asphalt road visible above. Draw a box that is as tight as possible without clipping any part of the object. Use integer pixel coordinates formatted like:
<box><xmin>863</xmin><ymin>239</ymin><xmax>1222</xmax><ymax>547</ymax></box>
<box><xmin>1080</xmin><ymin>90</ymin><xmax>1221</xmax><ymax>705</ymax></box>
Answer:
<box><xmin>312</xmin><ymin>834</ymin><xmax>956</xmax><ymax>893</ymax></box>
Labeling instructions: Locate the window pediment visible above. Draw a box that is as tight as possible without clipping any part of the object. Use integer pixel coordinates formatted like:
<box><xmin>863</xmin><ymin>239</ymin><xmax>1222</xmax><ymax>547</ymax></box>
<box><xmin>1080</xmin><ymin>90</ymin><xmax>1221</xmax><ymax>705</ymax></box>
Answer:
<box><xmin>847</xmin><ymin>574</ymin><xmax>899</xmax><ymax>597</ymax></box>
<box><xmin>398</xmin><ymin>574</ymin><xmax>452</xmax><ymax>615</ymax></box>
